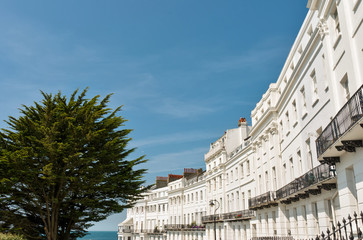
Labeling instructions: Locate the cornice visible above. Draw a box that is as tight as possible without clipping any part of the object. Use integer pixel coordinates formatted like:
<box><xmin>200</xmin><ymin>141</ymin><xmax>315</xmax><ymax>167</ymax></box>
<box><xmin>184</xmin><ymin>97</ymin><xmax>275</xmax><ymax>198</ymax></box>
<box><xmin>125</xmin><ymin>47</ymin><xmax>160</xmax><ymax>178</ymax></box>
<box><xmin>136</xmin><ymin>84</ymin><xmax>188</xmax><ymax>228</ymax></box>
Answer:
<box><xmin>272</xmin><ymin>27</ymin><xmax>321</xmax><ymax>118</ymax></box>
<box><xmin>249</xmin><ymin>107</ymin><xmax>278</xmax><ymax>139</ymax></box>
<box><xmin>204</xmin><ymin>147</ymin><xmax>226</xmax><ymax>163</ymax></box>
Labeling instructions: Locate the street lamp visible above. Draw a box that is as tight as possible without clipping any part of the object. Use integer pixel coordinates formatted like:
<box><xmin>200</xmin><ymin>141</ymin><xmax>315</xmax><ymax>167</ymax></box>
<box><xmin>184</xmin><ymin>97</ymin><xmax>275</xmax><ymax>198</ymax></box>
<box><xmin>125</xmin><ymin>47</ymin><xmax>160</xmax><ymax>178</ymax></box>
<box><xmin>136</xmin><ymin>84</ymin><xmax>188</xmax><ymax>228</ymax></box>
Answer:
<box><xmin>209</xmin><ymin>200</ymin><xmax>220</xmax><ymax>240</ymax></box>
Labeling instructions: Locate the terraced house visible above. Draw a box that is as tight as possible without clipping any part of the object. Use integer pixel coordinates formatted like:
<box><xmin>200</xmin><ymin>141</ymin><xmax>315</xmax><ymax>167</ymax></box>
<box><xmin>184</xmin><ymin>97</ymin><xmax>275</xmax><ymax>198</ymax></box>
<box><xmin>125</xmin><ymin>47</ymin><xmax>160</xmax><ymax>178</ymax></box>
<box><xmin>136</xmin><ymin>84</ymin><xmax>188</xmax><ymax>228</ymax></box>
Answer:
<box><xmin>118</xmin><ymin>0</ymin><xmax>363</xmax><ymax>239</ymax></box>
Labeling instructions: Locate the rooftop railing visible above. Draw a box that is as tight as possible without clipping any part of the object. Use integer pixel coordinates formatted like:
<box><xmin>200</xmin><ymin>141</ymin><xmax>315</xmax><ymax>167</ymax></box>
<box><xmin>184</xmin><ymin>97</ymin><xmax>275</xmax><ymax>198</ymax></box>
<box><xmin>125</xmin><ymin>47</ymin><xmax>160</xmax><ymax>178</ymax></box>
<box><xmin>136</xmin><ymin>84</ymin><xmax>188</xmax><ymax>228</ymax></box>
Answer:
<box><xmin>316</xmin><ymin>84</ymin><xmax>363</xmax><ymax>158</ymax></box>
<box><xmin>275</xmin><ymin>163</ymin><xmax>334</xmax><ymax>200</ymax></box>
<box><xmin>229</xmin><ymin>140</ymin><xmax>250</xmax><ymax>158</ymax></box>
<box><xmin>205</xmin><ymin>136</ymin><xmax>226</xmax><ymax>161</ymax></box>
<box><xmin>248</xmin><ymin>191</ymin><xmax>276</xmax><ymax>209</ymax></box>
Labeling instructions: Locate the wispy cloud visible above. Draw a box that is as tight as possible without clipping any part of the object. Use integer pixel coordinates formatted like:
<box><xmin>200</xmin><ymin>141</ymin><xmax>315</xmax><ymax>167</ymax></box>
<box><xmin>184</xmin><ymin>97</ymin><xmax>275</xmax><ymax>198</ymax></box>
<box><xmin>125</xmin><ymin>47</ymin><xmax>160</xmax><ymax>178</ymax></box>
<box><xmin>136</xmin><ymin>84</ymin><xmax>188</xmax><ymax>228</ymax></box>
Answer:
<box><xmin>0</xmin><ymin>8</ymin><xmax>282</xmax><ymax>127</ymax></box>
<box><xmin>150</xmin><ymin>147</ymin><xmax>207</xmax><ymax>164</ymax></box>
<box><xmin>203</xmin><ymin>46</ymin><xmax>286</xmax><ymax>73</ymax></box>
<box><xmin>130</xmin><ymin>130</ymin><xmax>218</xmax><ymax>148</ymax></box>
<box><xmin>110</xmin><ymin>75</ymin><xmax>158</xmax><ymax>102</ymax></box>
<box><xmin>151</xmin><ymin>98</ymin><xmax>216</xmax><ymax>119</ymax></box>
<box><xmin>146</xmin><ymin>147</ymin><xmax>208</xmax><ymax>174</ymax></box>
<box><xmin>0</xmin><ymin>18</ymin><xmax>92</xmax><ymax>78</ymax></box>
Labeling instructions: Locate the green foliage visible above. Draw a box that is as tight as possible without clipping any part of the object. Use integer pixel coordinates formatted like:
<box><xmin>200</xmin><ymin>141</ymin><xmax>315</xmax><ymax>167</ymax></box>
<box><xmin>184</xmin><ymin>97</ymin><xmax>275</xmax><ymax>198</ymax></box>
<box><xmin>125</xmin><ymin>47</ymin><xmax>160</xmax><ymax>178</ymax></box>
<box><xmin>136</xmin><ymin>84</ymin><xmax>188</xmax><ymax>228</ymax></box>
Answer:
<box><xmin>0</xmin><ymin>233</ymin><xmax>25</xmax><ymax>240</ymax></box>
<box><xmin>0</xmin><ymin>89</ymin><xmax>149</xmax><ymax>240</ymax></box>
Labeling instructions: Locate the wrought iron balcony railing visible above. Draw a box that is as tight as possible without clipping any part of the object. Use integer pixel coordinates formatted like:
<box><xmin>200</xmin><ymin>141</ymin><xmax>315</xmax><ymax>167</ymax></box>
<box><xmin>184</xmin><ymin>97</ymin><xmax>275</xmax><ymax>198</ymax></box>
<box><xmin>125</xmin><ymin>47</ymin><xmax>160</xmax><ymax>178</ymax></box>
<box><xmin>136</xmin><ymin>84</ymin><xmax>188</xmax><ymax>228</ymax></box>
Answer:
<box><xmin>201</xmin><ymin>214</ymin><xmax>222</xmax><ymax>223</ymax></box>
<box><xmin>183</xmin><ymin>226</ymin><xmax>206</xmax><ymax>231</ymax></box>
<box><xmin>202</xmin><ymin>210</ymin><xmax>255</xmax><ymax>223</ymax></box>
<box><xmin>275</xmin><ymin>163</ymin><xmax>334</xmax><ymax>201</ymax></box>
<box><xmin>251</xmin><ymin>237</ymin><xmax>295</xmax><ymax>240</ymax></box>
<box><xmin>164</xmin><ymin>224</ymin><xmax>184</xmax><ymax>230</ymax></box>
<box><xmin>135</xmin><ymin>229</ymin><xmax>166</xmax><ymax>234</ymax></box>
<box><xmin>164</xmin><ymin>224</ymin><xmax>205</xmax><ymax>231</ymax></box>
<box><xmin>248</xmin><ymin>191</ymin><xmax>276</xmax><ymax>210</ymax></box>
<box><xmin>316</xmin><ymin>84</ymin><xmax>363</xmax><ymax>158</ymax></box>
<box><xmin>221</xmin><ymin>210</ymin><xmax>255</xmax><ymax>221</ymax></box>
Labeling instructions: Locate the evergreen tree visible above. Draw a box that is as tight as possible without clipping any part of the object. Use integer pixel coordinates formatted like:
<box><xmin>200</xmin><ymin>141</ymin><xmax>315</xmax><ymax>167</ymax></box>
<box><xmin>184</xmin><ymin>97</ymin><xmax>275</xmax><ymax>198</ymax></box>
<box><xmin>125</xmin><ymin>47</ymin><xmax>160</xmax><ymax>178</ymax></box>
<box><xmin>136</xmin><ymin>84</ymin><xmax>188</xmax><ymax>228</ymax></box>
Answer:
<box><xmin>0</xmin><ymin>89</ymin><xmax>149</xmax><ymax>240</ymax></box>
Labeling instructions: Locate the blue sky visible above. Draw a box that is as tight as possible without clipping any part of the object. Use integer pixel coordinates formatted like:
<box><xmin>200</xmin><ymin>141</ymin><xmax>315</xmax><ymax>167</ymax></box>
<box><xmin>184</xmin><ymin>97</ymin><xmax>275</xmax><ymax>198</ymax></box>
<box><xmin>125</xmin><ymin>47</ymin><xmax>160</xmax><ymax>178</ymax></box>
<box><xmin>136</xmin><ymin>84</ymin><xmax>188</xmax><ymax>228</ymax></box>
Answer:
<box><xmin>0</xmin><ymin>0</ymin><xmax>308</xmax><ymax>232</ymax></box>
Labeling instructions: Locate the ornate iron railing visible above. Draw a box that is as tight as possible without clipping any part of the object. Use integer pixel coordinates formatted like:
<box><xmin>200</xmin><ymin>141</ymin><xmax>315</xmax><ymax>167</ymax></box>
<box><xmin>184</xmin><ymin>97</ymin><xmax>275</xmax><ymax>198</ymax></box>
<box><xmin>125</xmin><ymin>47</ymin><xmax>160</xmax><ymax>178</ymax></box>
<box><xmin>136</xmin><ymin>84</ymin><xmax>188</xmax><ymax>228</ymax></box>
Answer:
<box><xmin>275</xmin><ymin>164</ymin><xmax>334</xmax><ymax>200</ymax></box>
<box><xmin>202</xmin><ymin>210</ymin><xmax>254</xmax><ymax>223</ymax></box>
<box><xmin>201</xmin><ymin>214</ymin><xmax>222</xmax><ymax>223</ymax></box>
<box><xmin>250</xmin><ymin>212</ymin><xmax>363</xmax><ymax>240</ymax></box>
<box><xmin>317</xmin><ymin>212</ymin><xmax>363</xmax><ymax>240</ymax></box>
<box><xmin>252</xmin><ymin>237</ymin><xmax>294</xmax><ymax>240</ymax></box>
<box><xmin>164</xmin><ymin>224</ymin><xmax>184</xmax><ymax>230</ymax></box>
<box><xmin>137</xmin><ymin>229</ymin><xmax>166</xmax><ymax>234</ymax></box>
<box><xmin>221</xmin><ymin>210</ymin><xmax>255</xmax><ymax>221</ymax></box>
<box><xmin>316</xmin><ymin>84</ymin><xmax>363</xmax><ymax>158</ymax></box>
<box><xmin>249</xmin><ymin>191</ymin><xmax>276</xmax><ymax>209</ymax></box>
<box><xmin>164</xmin><ymin>224</ymin><xmax>205</xmax><ymax>231</ymax></box>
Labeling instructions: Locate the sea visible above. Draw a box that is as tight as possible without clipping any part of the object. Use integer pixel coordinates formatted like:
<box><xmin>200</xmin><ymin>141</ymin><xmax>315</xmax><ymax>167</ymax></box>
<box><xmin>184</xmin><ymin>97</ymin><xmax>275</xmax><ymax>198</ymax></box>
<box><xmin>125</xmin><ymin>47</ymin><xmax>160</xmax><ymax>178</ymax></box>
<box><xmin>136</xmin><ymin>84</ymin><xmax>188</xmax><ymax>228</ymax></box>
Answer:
<box><xmin>78</xmin><ymin>231</ymin><xmax>118</xmax><ymax>240</ymax></box>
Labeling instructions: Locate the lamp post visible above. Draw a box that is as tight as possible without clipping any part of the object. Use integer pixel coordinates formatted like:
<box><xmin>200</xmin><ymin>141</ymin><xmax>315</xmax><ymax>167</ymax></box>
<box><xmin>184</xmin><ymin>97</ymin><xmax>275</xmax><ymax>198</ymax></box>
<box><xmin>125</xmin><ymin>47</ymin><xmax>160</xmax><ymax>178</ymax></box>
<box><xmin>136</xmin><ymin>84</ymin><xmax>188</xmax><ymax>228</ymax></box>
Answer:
<box><xmin>209</xmin><ymin>200</ymin><xmax>220</xmax><ymax>240</ymax></box>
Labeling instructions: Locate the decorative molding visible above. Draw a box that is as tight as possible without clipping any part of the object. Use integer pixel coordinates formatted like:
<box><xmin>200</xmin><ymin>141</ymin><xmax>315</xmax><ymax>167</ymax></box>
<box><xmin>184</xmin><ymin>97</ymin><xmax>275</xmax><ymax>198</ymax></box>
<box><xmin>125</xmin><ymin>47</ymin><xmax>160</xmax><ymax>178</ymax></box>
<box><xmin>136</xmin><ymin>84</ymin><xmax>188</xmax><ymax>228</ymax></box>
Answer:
<box><xmin>317</xmin><ymin>18</ymin><xmax>329</xmax><ymax>38</ymax></box>
<box><xmin>269</xmin><ymin>127</ymin><xmax>278</xmax><ymax>135</ymax></box>
<box><xmin>251</xmin><ymin>145</ymin><xmax>256</xmax><ymax>152</ymax></box>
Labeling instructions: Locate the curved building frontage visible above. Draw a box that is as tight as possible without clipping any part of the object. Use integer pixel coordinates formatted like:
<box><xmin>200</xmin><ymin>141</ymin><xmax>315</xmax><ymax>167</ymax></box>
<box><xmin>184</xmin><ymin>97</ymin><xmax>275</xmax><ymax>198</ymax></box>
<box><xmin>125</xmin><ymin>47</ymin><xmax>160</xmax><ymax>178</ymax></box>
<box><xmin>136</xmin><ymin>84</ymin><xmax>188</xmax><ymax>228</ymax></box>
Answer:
<box><xmin>119</xmin><ymin>1</ymin><xmax>363</xmax><ymax>239</ymax></box>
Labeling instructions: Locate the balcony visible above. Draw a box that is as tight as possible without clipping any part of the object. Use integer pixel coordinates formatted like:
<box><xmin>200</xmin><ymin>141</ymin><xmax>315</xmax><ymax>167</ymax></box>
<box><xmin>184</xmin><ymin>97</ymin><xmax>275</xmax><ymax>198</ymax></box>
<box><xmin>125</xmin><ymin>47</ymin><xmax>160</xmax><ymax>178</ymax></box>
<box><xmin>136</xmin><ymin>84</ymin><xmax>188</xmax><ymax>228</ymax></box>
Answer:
<box><xmin>164</xmin><ymin>224</ymin><xmax>184</xmax><ymax>230</ymax></box>
<box><xmin>275</xmin><ymin>163</ymin><xmax>336</xmax><ymax>204</ymax></box>
<box><xmin>205</xmin><ymin>136</ymin><xmax>226</xmax><ymax>161</ymax></box>
<box><xmin>202</xmin><ymin>210</ymin><xmax>255</xmax><ymax>223</ymax></box>
<box><xmin>229</xmin><ymin>141</ymin><xmax>250</xmax><ymax>159</ymax></box>
<box><xmin>135</xmin><ymin>229</ymin><xmax>166</xmax><ymax>234</ymax></box>
<box><xmin>248</xmin><ymin>191</ymin><xmax>277</xmax><ymax>210</ymax></box>
<box><xmin>316</xmin><ymin>85</ymin><xmax>363</xmax><ymax>161</ymax></box>
<box><xmin>221</xmin><ymin>210</ymin><xmax>255</xmax><ymax>221</ymax></box>
<box><xmin>201</xmin><ymin>214</ymin><xmax>222</xmax><ymax>223</ymax></box>
<box><xmin>164</xmin><ymin>224</ymin><xmax>205</xmax><ymax>231</ymax></box>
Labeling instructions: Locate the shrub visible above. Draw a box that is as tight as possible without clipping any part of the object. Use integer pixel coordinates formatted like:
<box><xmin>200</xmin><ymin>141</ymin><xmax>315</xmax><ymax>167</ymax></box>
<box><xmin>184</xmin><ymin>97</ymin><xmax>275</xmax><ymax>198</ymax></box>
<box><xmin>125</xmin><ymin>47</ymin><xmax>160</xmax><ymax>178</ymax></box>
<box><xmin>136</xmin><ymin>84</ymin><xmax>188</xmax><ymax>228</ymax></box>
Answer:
<box><xmin>0</xmin><ymin>233</ymin><xmax>25</xmax><ymax>240</ymax></box>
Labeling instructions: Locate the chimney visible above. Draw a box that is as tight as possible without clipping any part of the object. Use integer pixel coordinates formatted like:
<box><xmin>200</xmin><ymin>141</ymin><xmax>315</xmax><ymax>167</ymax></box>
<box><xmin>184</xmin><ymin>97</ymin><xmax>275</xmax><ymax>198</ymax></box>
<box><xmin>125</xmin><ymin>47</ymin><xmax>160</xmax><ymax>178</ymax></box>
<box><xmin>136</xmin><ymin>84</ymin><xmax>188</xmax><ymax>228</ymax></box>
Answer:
<box><xmin>238</xmin><ymin>117</ymin><xmax>247</xmax><ymax>127</ymax></box>
<box><xmin>238</xmin><ymin>117</ymin><xmax>249</xmax><ymax>139</ymax></box>
<box><xmin>155</xmin><ymin>176</ymin><xmax>168</xmax><ymax>188</ymax></box>
<box><xmin>183</xmin><ymin>168</ymin><xmax>203</xmax><ymax>179</ymax></box>
<box><xmin>168</xmin><ymin>174</ymin><xmax>183</xmax><ymax>183</ymax></box>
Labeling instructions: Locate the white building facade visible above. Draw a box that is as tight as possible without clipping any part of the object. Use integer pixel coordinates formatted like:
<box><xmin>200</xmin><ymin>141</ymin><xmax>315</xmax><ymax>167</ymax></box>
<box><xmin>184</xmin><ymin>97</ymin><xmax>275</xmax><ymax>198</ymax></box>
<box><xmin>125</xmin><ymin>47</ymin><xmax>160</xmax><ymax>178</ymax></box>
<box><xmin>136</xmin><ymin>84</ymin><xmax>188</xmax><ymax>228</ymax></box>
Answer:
<box><xmin>166</xmin><ymin>169</ymin><xmax>207</xmax><ymax>240</ymax></box>
<box><xmin>119</xmin><ymin>0</ymin><xmax>363</xmax><ymax>239</ymax></box>
<box><xmin>119</xmin><ymin>182</ymin><xmax>169</xmax><ymax>240</ymax></box>
<box><xmin>203</xmin><ymin>119</ymin><xmax>255</xmax><ymax>240</ymax></box>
